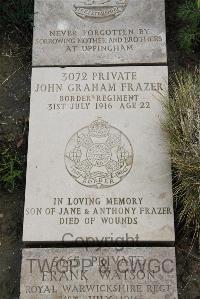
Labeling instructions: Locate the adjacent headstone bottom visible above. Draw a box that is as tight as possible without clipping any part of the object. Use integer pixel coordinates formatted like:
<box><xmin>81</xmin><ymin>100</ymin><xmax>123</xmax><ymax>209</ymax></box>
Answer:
<box><xmin>20</xmin><ymin>247</ymin><xmax>178</xmax><ymax>299</ymax></box>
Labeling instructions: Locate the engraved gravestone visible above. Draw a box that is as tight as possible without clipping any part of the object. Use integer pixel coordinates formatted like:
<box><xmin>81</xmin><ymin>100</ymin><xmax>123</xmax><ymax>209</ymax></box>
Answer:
<box><xmin>23</xmin><ymin>66</ymin><xmax>174</xmax><ymax>243</ymax></box>
<box><xmin>33</xmin><ymin>0</ymin><xmax>167</xmax><ymax>66</ymax></box>
<box><xmin>20</xmin><ymin>247</ymin><xmax>178</xmax><ymax>299</ymax></box>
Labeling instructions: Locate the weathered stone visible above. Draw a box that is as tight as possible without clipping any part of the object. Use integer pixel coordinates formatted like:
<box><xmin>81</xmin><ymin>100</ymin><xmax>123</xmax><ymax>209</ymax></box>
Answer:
<box><xmin>32</xmin><ymin>0</ymin><xmax>167</xmax><ymax>66</ymax></box>
<box><xmin>23</xmin><ymin>66</ymin><xmax>174</xmax><ymax>243</ymax></box>
<box><xmin>20</xmin><ymin>247</ymin><xmax>178</xmax><ymax>299</ymax></box>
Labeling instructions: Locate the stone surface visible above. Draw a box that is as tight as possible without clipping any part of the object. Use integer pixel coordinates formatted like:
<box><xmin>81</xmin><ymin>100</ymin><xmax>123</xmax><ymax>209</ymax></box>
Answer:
<box><xmin>23</xmin><ymin>66</ymin><xmax>174</xmax><ymax>243</ymax></box>
<box><xmin>20</xmin><ymin>247</ymin><xmax>178</xmax><ymax>299</ymax></box>
<box><xmin>32</xmin><ymin>0</ymin><xmax>167</xmax><ymax>66</ymax></box>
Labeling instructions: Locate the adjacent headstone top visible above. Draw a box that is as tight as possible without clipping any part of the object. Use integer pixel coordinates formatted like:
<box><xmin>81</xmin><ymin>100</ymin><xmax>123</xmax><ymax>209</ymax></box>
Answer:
<box><xmin>32</xmin><ymin>0</ymin><xmax>167</xmax><ymax>66</ymax></box>
<box><xmin>20</xmin><ymin>247</ymin><xmax>178</xmax><ymax>299</ymax></box>
<box><xmin>23</xmin><ymin>66</ymin><xmax>174</xmax><ymax>243</ymax></box>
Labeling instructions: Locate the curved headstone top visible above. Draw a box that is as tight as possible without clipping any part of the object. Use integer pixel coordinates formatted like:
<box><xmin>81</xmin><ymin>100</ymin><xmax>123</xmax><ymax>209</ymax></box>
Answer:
<box><xmin>32</xmin><ymin>0</ymin><xmax>167</xmax><ymax>66</ymax></box>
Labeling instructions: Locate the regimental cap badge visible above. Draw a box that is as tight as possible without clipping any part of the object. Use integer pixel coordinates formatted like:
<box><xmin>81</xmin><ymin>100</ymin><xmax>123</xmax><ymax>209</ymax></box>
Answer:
<box><xmin>73</xmin><ymin>0</ymin><xmax>129</xmax><ymax>23</ymax></box>
<box><xmin>65</xmin><ymin>118</ymin><xmax>133</xmax><ymax>189</ymax></box>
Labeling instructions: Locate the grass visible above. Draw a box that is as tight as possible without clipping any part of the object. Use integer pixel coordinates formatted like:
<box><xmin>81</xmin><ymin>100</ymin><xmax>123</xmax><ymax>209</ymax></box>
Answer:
<box><xmin>0</xmin><ymin>144</ymin><xmax>23</xmax><ymax>192</ymax></box>
<box><xmin>161</xmin><ymin>69</ymin><xmax>200</xmax><ymax>244</ymax></box>
<box><xmin>0</xmin><ymin>120</ymin><xmax>28</xmax><ymax>192</ymax></box>
<box><xmin>177</xmin><ymin>0</ymin><xmax>200</xmax><ymax>53</ymax></box>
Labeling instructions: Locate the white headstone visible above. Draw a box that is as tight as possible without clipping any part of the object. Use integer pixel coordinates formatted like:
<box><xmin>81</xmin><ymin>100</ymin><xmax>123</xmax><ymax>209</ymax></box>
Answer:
<box><xmin>20</xmin><ymin>247</ymin><xmax>178</xmax><ymax>299</ymax></box>
<box><xmin>33</xmin><ymin>0</ymin><xmax>167</xmax><ymax>66</ymax></box>
<box><xmin>23</xmin><ymin>66</ymin><xmax>174</xmax><ymax>243</ymax></box>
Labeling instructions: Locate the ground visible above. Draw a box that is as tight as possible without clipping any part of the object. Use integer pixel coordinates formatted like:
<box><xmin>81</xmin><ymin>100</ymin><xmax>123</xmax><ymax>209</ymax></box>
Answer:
<box><xmin>0</xmin><ymin>0</ymin><xmax>199</xmax><ymax>298</ymax></box>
